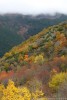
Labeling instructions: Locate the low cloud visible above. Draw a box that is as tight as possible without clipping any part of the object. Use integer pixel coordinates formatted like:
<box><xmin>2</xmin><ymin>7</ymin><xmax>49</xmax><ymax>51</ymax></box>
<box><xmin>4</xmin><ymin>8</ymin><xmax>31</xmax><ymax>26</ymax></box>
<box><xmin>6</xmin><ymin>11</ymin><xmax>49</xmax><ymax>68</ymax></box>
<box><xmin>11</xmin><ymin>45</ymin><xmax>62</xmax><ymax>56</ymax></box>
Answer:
<box><xmin>0</xmin><ymin>0</ymin><xmax>67</xmax><ymax>15</ymax></box>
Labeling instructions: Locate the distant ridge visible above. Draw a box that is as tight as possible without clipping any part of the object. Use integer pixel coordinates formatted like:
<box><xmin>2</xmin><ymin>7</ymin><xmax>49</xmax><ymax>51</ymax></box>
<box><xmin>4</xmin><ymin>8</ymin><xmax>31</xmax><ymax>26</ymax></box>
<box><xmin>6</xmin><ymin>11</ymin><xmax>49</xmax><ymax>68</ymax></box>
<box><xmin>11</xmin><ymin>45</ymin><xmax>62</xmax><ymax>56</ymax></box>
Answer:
<box><xmin>0</xmin><ymin>13</ymin><xmax>67</xmax><ymax>57</ymax></box>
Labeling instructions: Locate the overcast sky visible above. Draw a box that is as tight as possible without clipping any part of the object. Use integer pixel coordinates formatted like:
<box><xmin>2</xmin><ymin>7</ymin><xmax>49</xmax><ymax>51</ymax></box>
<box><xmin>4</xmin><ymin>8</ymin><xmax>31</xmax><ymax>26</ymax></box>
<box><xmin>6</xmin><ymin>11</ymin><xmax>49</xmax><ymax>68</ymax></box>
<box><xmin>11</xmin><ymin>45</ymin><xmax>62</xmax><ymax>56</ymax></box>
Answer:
<box><xmin>0</xmin><ymin>0</ymin><xmax>67</xmax><ymax>15</ymax></box>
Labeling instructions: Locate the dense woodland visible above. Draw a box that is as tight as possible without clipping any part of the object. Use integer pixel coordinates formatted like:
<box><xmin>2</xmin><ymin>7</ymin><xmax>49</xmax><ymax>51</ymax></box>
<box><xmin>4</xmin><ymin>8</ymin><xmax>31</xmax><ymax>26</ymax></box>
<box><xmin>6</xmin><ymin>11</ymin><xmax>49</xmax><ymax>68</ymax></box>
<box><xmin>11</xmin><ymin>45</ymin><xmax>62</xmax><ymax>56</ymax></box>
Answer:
<box><xmin>0</xmin><ymin>21</ymin><xmax>67</xmax><ymax>99</ymax></box>
<box><xmin>0</xmin><ymin>14</ymin><xmax>67</xmax><ymax>57</ymax></box>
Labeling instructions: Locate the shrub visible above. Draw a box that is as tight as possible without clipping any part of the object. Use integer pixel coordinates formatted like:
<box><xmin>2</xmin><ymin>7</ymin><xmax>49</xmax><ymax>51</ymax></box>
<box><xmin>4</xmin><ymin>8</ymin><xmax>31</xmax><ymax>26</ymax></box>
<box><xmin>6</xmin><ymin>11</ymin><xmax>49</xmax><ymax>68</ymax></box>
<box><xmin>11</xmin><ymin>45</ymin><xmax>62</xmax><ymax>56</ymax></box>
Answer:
<box><xmin>34</xmin><ymin>54</ymin><xmax>44</xmax><ymax>65</ymax></box>
<box><xmin>49</xmin><ymin>72</ymin><xmax>67</xmax><ymax>92</ymax></box>
<box><xmin>0</xmin><ymin>80</ymin><xmax>47</xmax><ymax>100</ymax></box>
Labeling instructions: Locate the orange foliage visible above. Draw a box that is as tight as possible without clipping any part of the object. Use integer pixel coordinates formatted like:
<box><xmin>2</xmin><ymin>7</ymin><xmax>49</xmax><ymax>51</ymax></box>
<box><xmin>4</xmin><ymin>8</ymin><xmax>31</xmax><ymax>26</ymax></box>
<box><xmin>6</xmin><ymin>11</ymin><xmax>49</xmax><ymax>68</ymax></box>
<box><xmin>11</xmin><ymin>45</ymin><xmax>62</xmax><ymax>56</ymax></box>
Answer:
<box><xmin>24</xmin><ymin>54</ymin><xmax>29</xmax><ymax>61</ymax></box>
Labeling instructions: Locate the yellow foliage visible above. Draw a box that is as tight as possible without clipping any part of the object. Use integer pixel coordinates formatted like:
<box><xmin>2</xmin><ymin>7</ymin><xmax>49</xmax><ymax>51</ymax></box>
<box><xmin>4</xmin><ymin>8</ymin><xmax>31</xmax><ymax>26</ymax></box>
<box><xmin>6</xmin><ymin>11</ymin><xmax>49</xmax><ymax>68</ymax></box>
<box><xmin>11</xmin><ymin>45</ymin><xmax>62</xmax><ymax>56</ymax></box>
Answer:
<box><xmin>29</xmin><ymin>56</ymin><xmax>35</xmax><ymax>62</ymax></box>
<box><xmin>32</xmin><ymin>89</ymin><xmax>44</xmax><ymax>99</ymax></box>
<box><xmin>18</xmin><ymin>54</ymin><xmax>23</xmax><ymax>62</ymax></box>
<box><xmin>0</xmin><ymin>80</ymin><xmax>47</xmax><ymax>100</ymax></box>
<box><xmin>56</xmin><ymin>32</ymin><xmax>61</xmax><ymax>40</ymax></box>
<box><xmin>60</xmin><ymin>55</ymin><xmax>66</xmax><ymax>61</ymax></box>
<box><xmin>2</xmin><ymin>80</ymin><xmax>24</xmax><ymax>100</ymax></box>
<box><xmin>49</xmin><ymin>72</ymin><xmax>67</xmax><ymax>92</ymax></box>
<box><xmin>4</xmin><ymin>52</ymin><xmax>12</xmax><ymax>58</ymax></box>
<box><xmin>34</xmin><ymin>54</ymin><xmax>44</xmax><ymax>64</ymax></box>
<box><xmin>0</xmin><ymin>84</ymin><xmax>5</xmax><ymax>99</ymax></box>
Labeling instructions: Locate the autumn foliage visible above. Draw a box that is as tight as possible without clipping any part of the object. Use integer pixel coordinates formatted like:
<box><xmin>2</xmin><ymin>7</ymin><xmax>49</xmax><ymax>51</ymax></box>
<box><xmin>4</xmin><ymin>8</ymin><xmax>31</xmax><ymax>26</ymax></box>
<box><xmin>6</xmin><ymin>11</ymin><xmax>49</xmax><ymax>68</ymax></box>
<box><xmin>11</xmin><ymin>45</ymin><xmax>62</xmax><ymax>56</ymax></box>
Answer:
<box><xmin>0</xmin><ymin>80</ymin><xmax>47</xmax><ymax>100</ymax></box>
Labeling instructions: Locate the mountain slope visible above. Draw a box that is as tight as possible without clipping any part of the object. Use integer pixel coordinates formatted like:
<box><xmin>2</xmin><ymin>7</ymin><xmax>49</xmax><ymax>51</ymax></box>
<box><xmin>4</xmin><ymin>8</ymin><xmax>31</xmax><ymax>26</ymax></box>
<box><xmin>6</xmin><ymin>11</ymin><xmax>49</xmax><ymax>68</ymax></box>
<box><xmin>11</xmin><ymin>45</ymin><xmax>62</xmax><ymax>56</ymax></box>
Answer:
<box><xmin>0</xmin><ymin>21</ymin><xmax>67</xmax><ymax>97</ymax></box>
<box><xmin>0</xmin><ymin>13</ymin><xmax>67</xmax><ymax>57</ymax></box>
<box><xmin>0</xmin><ymin>21</ymin><xmax>67</xmax><ymax>71</ymax></box>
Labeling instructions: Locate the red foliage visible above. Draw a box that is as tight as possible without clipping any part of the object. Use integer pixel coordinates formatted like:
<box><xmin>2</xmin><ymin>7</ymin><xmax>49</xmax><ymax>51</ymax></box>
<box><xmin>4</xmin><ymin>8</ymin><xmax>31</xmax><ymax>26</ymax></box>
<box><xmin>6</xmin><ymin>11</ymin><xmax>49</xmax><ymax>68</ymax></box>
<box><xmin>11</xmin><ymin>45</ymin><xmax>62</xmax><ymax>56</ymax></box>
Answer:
<box><xmin>0</xmin><ymin>70</ymin><xmax>14</xmax><ymax>81</ymax></box>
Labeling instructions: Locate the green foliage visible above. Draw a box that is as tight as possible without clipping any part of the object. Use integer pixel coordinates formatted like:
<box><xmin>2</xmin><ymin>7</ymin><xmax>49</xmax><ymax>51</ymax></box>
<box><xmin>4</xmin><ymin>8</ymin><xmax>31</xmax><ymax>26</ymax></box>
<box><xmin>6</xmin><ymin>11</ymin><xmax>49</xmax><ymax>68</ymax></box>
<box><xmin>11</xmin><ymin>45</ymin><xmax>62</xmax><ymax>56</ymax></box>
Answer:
<box><xmin>0</xmin><ymin>21</ymin><xmax>67</xmax><ymax>99</ymax></box>
<box><xmin>18</xmin><ymin>54</ymin><xmax>23</xmax><ymax>62</ymax></box>
<box><xmin>4</xmin><ymin>63</ymin><xmax>10</xmax><ymax>72</ymax></box>
<box><xmin>0</xmin><ymin>14</ymin><xmax>67</xmax><ymax>57</ymax></box>
<box><xmin>0</xmin><ymin>21</ymin><xmax>67</xmax><ymax>72</ymax></box>
<box><xmin>60</xmin><ymin>63</ymin><xmax>67</xmax><ymax>72</ymax></box>
<box><xmin>28</xmin><ymin>45</ymin><xmax>33</xmax><ymax>51</ymax></box>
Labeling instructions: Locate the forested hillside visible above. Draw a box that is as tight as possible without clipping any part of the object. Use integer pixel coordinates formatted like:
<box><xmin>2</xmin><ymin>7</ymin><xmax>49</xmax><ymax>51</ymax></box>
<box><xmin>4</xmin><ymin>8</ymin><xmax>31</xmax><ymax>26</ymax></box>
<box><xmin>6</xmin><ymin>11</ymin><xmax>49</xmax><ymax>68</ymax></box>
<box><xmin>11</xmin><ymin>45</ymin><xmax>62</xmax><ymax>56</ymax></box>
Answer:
<box><xmin>0</xmin><ymin>13</ymin><xmax>67</xmax><ymax>57</ymax></box>
<box><xmin>0</xmin><ymin>21</ymin><xmax>67</xmax><ymax>99</ymax></box>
